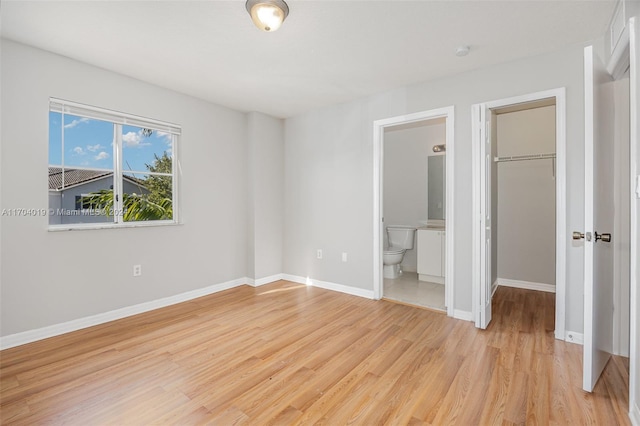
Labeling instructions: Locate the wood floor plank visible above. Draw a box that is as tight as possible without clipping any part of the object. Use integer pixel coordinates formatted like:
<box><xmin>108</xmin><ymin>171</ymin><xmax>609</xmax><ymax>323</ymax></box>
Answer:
<box><xmin>411</xmin><ymin>352</ymin><xmax>466</xmax><ymax>423</ymax></box>
<box><xmin>257</xmin><ymin>333</ymin><xmax>406</xmax><ymax>424</ymax></box>
<box><xmin>525</xmin><ymin>353</ymin><xmax>552</xmax><ymax>424</ymax></box>
<box><xmin>0</xmin><ymin>282</ymin><xmax>631</xmax><ymax>425</ymax></box>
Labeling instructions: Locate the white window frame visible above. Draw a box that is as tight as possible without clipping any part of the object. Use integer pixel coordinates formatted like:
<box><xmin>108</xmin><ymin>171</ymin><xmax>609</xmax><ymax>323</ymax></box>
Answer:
<box><xmin>49</xmin><ymin>98</ymin><xmax>181</xmax><ymax>231</ymax></box>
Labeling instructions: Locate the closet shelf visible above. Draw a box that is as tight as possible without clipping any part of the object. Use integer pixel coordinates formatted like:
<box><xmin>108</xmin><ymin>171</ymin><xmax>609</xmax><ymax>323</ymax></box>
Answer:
<box><xmin>494</xmin><ymin>153</ymin><xmax>556</xmax><ymax>162</ymax></box>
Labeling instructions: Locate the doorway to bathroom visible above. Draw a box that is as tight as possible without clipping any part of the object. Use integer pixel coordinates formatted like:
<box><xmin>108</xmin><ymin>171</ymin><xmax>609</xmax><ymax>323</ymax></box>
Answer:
<box><xmin>373</xmin><ymin>107</ymin><xmax>455</xmax><ymax>316</ymax></box>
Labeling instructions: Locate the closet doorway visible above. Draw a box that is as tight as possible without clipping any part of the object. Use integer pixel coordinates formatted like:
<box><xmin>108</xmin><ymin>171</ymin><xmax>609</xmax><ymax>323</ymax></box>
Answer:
<box><xmin>492</xmin><ymin>100</ymin><xmax>557</xmax><ymax>295</ymax></box>
<box><xmin>471</xmin><ymin>89</ymin><xmax>567</xmax><ymax>336</ymax></box>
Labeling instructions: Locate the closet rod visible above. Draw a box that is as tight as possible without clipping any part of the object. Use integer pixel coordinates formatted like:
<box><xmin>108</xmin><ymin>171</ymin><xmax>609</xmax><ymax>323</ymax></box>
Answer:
<box><xmin>494</xmin><ymin>153</ymin><xmax>556</xmax><ymax>163</ymax></box>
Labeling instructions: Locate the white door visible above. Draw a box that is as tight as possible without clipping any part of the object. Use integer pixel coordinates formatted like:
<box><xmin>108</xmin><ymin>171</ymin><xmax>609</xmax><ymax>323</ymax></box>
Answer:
<box><xmin>582</xmin><ymin>45</ymin><xmax>615</xmax><ymax>392</ymax></box>
<box><xmin>478</xmin><ymin>106</ymin><xmax>492</xmax><ymax>329</ymax></box>
<box><xmin>630</xmin><ymin>16</ymin><xmax>640</xmax><ymax>408</ymax></box>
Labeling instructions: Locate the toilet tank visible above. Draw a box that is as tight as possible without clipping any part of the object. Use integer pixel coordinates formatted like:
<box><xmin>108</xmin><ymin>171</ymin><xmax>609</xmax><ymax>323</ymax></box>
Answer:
<box><xmin>386</xmin><ymin>226</ymin><xmax>417</xmax><ymax>249</ymax></box>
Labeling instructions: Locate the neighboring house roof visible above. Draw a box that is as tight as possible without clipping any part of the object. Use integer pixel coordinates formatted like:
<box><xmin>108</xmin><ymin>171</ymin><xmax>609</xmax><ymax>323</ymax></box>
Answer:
<box><xmin>48</xmin><ymin>167</ymin><xmax>110</xmax><ymax>191</ymax></box>
<box><xmin>48</xmin><ymin>167</ymin><xmax>148</xmax><ymax>191</ymax></box>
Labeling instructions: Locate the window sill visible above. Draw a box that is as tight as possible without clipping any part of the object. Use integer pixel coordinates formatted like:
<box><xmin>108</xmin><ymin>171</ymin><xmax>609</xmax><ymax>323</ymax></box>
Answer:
<box><xmin>48</xmin><ymin>220</ymin><xmax>182</xmax><ymax>232</ymax></box>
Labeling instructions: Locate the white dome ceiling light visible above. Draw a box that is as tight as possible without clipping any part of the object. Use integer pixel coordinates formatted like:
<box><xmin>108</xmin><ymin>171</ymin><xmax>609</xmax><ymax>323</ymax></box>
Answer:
<box><xmin>246</xmin><ymin>0</ymin><xmax>289</xmax><ymax>32</ymax></box>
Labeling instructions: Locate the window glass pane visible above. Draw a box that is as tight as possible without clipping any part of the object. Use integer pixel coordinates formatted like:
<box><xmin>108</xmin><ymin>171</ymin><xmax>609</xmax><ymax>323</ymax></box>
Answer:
<box><xmin>62</xmin><ymin>114</ymin><xmax>114</xmax><ymax>170</ymax></box>
<box><xmin>122</xmin><ymin>125</ymin><xmax>173</xmax><ymax>174</ymax></box>
<box><xmin>122</xmin><ymin>173</ymin><xmax>173</xmax><ymax>222</ymax></box>
<box><xmin>49</xmin><ymin>112</ymin><xmax>115</xmax><ymax>226</ymax></box>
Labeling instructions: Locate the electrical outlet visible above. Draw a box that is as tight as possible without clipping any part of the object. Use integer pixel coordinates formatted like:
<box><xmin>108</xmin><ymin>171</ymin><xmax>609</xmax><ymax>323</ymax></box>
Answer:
<box><xmin>342</xmin><ymin>252</ymin><xmax>348</xmax><ymax>262</ymax></box>
<box><xmin>317</xmin><ymin>249</ymin><xmax>323</xmax><ymax>259</ymax></box>
<box><xmin>133</xmin><ymin>264</ymin><xmax>142</xmax><ymax>277</ymax></box>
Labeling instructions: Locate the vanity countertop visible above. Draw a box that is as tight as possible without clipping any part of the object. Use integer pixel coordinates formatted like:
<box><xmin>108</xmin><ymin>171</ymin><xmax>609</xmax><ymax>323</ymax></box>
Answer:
<box><xmin>418</xmin><ymin>225</ymin><xmax>445</xmax><ymax>231</ymax></box>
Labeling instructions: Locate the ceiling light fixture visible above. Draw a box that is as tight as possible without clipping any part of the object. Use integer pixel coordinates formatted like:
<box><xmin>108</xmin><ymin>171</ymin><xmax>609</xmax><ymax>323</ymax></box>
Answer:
<box><xmin>246</xmin><ymin>0</ymin><xmax>289</xmax><ymax>32</ymax></box>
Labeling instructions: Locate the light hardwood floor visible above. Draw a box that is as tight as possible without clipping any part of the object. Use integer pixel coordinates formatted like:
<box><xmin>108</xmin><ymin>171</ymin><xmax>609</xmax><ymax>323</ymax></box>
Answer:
<box><xmin>0</xmin><ymin>282</ymin><xmax>630</xmax><ymax>425</ymax></box>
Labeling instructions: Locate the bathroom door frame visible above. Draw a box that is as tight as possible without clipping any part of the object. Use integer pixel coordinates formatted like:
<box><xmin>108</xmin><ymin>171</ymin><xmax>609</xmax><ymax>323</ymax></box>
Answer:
<box><xmin>471</xmin><ymin>88</ymin><xmax>567</xmax><ymax>336</ymax></box>
<box><xmin>373</xmin><ymin>106</ymin><xmax>455</xmax><ymax>317</ymax></box>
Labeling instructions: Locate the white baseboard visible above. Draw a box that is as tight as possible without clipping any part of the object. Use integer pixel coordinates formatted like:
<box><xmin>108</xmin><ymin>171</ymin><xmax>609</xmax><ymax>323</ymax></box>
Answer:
<box><xmin>281</xmin><ymin>274</ymin><xmax>375</xmax><ymax>299</ymax></box>
<box><xmin>281</xmin><ymin>274</ymin><xmax>308</xmax><ymax>285</ymax></box>
<box><xmin>630</xmin><ymin>402</ymin><xmax>640</xmax><ymax>426</ymax></box>
<box><xmin>565</xmin><ymin>331</ymin><xmax>584</xmax><ymax>345</ymax></box>
<box><xmin>555</xmin><ymin>329</ymin><xmax>565</xmax><ymax>340</ymax></box>
<box><xmin>248</xmin><ymin>274</ymin><xmax>284</xmax><ymax>287</ymax></box>
<box><xmin>0</xmin><ymin>277</ymin><xmax>247</xmax><ymax>350</ymax></box>
<box><xmin>418</xmin><ymin>274</ymin><xmax>444</xmax><ymax>284</ymax></box>
<box><xmin>497</xmin><ymin>278</ymin><xmax>556</xmax><ymax>293</ymax></box>
<box><xmin>454</xmin><ymin>309</ymin><xmax>473</xmax><ymax>322</ymax></box>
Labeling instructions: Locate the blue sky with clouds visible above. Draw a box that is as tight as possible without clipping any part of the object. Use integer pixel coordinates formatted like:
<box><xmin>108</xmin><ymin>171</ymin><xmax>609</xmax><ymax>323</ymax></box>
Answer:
<box><xmin>49</xmin><ymin>112</ymin><xmax>172</xmax><ymax>174</ymax></box>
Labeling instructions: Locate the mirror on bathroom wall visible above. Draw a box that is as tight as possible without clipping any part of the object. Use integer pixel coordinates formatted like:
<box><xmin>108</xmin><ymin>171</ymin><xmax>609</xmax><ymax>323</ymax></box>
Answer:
<box><xmin>427</xmin><ymin>155</ymin><xmax>446</xmax><ymax>220</ymax></box>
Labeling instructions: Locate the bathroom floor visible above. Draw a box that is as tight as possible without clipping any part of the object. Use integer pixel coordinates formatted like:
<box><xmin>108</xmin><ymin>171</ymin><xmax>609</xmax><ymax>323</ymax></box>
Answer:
<box><xmin>383</xmin><ymin>271</ymin><xmax>446</xmax><ymax>311</ymax></box>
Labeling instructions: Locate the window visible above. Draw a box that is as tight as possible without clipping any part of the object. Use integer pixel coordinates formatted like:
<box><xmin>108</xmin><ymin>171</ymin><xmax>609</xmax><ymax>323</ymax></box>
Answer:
<box><xmin>75</xmin><ymin>194</ymin><xmax>93</xmax><ymax>211</ymax></box>
<box><xmin>48</xmin><ymin>98</ymin><xmax>180</xmax><ymax>228</ymax></box>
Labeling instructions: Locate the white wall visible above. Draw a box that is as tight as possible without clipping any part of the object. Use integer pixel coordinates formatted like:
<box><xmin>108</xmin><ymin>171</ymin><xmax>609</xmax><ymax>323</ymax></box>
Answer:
<box><xmin>0</xmin><ymin>40</ymin><xmax>249</xmax><ymax>336</ymax></box>
<box><xmin>284</xmin><ymin>102</ymin><xmax>377</xmax><ymax>289</ymax></box>
<box><xmin>496</xmin><ymin>106</ymin><xmax>556</xmax><ymax>286</ymax></box>
<box><xmin>247</xmin><ymin>112</ymin><xmax>284</xmax><ymax>281</ymax></box>
<box><xmin>284</xmin><ymin>42</ymin><xmax>587</xmax><ymax>329</ymax></box>
<box><xmin>383</xmin><ymin>121</ymin><xmax>445</xmax><ymax>271</ymax></box>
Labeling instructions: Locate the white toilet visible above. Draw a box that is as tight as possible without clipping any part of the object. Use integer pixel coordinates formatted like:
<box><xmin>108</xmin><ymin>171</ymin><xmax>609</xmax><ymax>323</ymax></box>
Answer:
<box><xmin>383</xmin><ymin>226</ymin><xmax>417</xmax><ymax>279</ymax></box>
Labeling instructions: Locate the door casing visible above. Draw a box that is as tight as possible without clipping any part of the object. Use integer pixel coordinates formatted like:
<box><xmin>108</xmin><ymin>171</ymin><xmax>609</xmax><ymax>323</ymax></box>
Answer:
<box><xmin>373</xmin><ymin>106</ymin><xmax>455</xmax><ymax>317</ymax></box>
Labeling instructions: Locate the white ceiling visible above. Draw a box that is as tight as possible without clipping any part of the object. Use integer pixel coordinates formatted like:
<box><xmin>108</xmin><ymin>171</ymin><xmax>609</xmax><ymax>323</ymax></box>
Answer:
<box><xmin>1</xmin><ymin>0</ymin><xmax>616</xmax><ymax>118</ymax></box>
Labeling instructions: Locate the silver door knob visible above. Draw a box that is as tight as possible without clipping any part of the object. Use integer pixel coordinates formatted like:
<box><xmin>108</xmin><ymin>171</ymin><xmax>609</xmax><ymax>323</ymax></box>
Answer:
<box><xmin>595</xmin><ymin>232</ymin><xmax>612</xmax><ymax>243</ymax></box>
<box><xmin>573</xmin><ymin>231</ymin><xmax>593</xmax><ymax>241</ymax></box>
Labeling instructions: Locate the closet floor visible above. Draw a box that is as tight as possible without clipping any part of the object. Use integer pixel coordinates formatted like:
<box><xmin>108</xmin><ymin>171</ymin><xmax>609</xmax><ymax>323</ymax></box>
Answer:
<box><xmin>383</xmin><ymin>271</ymin><xmax>445</xmax><ymax>311</ymax></box>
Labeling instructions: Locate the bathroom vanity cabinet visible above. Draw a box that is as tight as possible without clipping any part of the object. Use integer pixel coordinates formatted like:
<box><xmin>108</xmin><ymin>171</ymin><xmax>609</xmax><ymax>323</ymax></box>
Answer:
<box><xmin>417</xmin><ymin>229</ymin><xmax>445</xmax><ymax>284</ymax></box>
